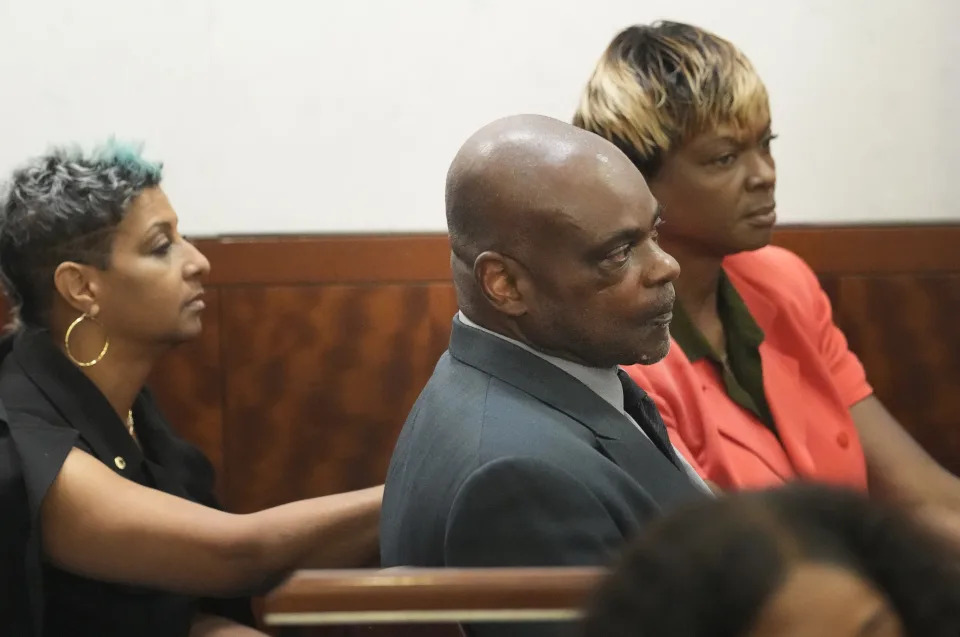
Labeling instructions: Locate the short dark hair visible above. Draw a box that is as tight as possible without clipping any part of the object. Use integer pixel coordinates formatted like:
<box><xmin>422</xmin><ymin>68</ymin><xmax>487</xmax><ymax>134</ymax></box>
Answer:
<box><xmin>0</xmin><ymin>140</ymin><xmax>163</xmax><ymax>327</ymax></box>
<box><xmin>582</xmin><ymin>484</ymin><xmax>960</xmax><ymax>637</ymax></box>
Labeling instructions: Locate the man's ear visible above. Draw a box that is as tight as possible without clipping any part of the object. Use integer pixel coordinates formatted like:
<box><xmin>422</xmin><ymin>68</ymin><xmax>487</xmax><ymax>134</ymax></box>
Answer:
<box><xmin>474</xmin><ymin>251</ymin><xmax>528</xmax><ymax>317</ymax></box>
<box><xmin>53</xmin><ymin>262</ymin><xmax>101</xmax><ymax>317</ymax></box>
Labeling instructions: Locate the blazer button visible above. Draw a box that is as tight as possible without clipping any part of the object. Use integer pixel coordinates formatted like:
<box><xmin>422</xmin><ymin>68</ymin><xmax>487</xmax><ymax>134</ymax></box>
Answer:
<box><xmin>836</xmin><ymin>432</ymin><xmax>850</xmax><ymax>449</ymax></box>
<box><xmin>114</xmin><ymin>456</ymin><xmax>127</xmax><ymax>470</ymax></box>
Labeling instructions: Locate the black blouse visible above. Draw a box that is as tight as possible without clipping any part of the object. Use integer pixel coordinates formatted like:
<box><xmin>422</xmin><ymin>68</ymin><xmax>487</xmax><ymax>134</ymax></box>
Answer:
<box><xmin>0</xmin><ymin>327</ymin><xmax>253</xmax><ymax>636</ymax></box>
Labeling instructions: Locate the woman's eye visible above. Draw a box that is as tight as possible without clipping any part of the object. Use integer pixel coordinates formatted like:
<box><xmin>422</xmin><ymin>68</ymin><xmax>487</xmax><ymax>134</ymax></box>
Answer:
<box><xmin>151</xmin><ymin>241</ymin><xmax>172</xmax><ymax>256</ymax></box>
<box><xmin>713</xmin><ymin>153</ymin><xmax>737</xmax><ymax>167</ymax></box>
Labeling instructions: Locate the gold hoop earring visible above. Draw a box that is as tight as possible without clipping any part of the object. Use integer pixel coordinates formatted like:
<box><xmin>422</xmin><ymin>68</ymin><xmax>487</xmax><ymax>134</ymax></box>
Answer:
<box><xmin>64</xmin><ymin>314</ymin><xmax>109</xmax><ymax>367</ymax></box>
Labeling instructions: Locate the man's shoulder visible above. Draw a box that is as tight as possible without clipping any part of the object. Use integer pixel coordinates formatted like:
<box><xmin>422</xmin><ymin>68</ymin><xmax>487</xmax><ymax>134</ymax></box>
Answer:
<box><xmin>416</xmin><ymin>350</ymin><xmax>577</xmax><ymax>424</ymax></box>
<box><xmin>391</xmin><ymin>350</ymin><xmax>606</xmax><ymax>496</ymax></box>
<box><xmin>381</xmin><ymin>353</ymin><xmax>610</xmax><ymax>566</ymax></box>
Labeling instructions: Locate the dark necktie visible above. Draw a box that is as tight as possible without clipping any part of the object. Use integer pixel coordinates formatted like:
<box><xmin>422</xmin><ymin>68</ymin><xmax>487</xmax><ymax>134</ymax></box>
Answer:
<box><xmin>617</xmin><ymin>369</ymin><xmax>684</xmax><ymax>470</ymax></box>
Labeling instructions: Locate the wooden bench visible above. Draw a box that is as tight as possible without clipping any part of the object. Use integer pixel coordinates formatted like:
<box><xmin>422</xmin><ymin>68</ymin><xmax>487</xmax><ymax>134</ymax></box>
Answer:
<box><xmin>263</xmin><ymin>567</ymin><xmax>605</xmax><ymax>635</ymax></box>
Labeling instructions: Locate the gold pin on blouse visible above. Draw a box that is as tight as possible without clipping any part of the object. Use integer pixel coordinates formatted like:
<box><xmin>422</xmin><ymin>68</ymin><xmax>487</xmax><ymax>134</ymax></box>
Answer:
<box><xmin>126</xmin><ymin>410</ymin><xmax>136</xmax><ymax>439</ymax></box>
<box><xmin>116</xmin><ymin>411</ymin><xmax>137</xmax><ymax>470</ymax></box>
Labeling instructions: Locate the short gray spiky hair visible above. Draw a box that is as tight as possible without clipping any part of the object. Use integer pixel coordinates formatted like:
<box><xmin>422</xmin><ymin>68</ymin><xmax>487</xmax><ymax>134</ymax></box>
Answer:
<box><xmin>0</xmin><ymin>140</ymin><xmax>163</xmax><ymax>327</ymax></box>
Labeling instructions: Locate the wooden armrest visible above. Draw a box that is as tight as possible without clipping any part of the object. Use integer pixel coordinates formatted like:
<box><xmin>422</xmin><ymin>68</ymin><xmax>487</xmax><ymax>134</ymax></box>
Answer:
<box><xmin>263</xmin><ymin>567</ymin><xmax>606</xmax><ymax>626</ymax></box>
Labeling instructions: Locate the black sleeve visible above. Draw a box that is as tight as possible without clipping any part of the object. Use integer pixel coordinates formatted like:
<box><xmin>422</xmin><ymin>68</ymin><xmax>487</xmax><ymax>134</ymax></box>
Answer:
<box><xmin>0</xmin><ymin>422</ymin><xmax>37</xmax><ymax>636</ymax></box>
<box><xmin>444</xmin><ymin>457</ymin><xmax>625</xmax><ymax>637</ymax></box>
<box><xmin>1</xmin><ymin>416</ymin><xmax>79</xmax><ymax>637</ymax></box>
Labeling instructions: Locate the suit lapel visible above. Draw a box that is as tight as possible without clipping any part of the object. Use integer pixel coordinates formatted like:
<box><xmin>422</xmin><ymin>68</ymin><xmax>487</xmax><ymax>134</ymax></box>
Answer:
<box><xmin>448</xmin><ymin>318</ymin><xmax>691</xmax><ymax>487</ymax></box>
<box><xmin>595</xmin><ymin>435</ymin><xmax>702</xmax><ymax>504</ymax></box>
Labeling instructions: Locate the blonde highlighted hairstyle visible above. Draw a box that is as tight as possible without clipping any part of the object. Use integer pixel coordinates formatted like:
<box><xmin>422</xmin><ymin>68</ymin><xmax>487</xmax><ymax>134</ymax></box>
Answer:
<box><xmin>573</xmin><ymin>22</ymin><xmax>770</xmax><ymax>177</ymax></box>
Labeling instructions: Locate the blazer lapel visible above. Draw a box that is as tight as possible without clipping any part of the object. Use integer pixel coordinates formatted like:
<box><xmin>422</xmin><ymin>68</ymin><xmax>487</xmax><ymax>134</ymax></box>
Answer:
<box><xmin>758</xmin><ymin>343</ymin><xmax>817</xmax><ymax>475</ymax></box>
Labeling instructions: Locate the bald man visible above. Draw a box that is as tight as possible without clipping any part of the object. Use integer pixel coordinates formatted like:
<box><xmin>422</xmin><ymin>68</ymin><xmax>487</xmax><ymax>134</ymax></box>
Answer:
<box><xmin>381</xmin><ymin>115</ymin><xmax>710</xmax><ymax>636</ymax></box>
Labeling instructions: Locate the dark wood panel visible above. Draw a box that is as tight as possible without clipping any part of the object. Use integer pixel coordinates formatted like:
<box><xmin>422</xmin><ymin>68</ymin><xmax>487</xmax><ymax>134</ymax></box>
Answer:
<box><xmin>772</xmin><ymin>224</ymin><xmax>960</xmax><ymax>274</ymax></box>
<box><xmin>148</xmin><ymin>287</ymin><xmax>226</xmax><ymax>491</ymax></box>
<box><xmin>189</xmin><ymin>224</ymin><xmax>960</xmax><ymax>286</ymax></box>
<box><xmin>818</xmin><ymin>275</ymin><xmax>840</xmax><ymax>311</ymax></box>
<box><xmin>834</xmin><ymin>274</ymin><xmax>960</xmax><ymax>474</ymax></box>
<box><xmin>220</xmin><ymin>283</ymin><xmax>459</xmax><ymax>512</ymax></box>
<box><xmin>197</xmin><ymin>235</ymin><xmax>453</xmax><ymax>286</ymax></box>
<box><xmin>0</xmin><ymin>226</ymin><xmax>955</xmax><ymax>301</ymax></box>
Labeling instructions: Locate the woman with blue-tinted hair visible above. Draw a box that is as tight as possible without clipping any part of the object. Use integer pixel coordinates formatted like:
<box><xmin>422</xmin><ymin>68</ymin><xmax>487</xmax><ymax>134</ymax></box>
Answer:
<box><xmin>0</xmin><ymin>141</ymin><xmax>383</xmax><ymax>637</ymax></box>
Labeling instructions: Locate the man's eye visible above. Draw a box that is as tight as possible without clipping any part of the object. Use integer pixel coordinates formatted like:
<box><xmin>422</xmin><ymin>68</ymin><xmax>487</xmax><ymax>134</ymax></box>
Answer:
<box><xmin>605</xmin><ymin>244</ymin><xmax>634</xmax><ymax>265</ymax></box>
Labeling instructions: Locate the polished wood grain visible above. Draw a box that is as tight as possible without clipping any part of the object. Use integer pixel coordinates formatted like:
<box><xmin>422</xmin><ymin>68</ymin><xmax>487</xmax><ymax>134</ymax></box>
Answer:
<box><xmin>834</xmin><ymin>274</ymin><xmax>960</xmax><ymax>474</ymax></box>
<box><xmin>773</xmin><ymin>224</ymin><xmax>960</xmax><ymax>274</ymax></box>
<box><xmin>265</xmin><ymin>568</ymin><xmax>601</xmax><ymax>636</ymax></box>
<box><xmin>197</xmin><ymin>235</ymin><xmax>453</xmax><ymax>286</ymax></box>
<box><xmin>264</xmin><ymin>567</ymin><xmax>603</xmax><ymax>620</ymax></box>
<box><xmin>219</xmin><ymin>283</ymin><xmax>458</xmax><ymax>512</ymax></box>
<box><xmin>189</xmin><ymin>225</ymin><xmax>960</xmax><ymax>287</ymax></box>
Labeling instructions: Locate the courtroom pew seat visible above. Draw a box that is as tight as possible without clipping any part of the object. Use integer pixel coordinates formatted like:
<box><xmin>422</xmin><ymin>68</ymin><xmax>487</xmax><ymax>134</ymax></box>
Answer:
<box><xmin>263</xmin><ymin>567</ymin><xmax>605</xmax><ymax>636</ymax></box>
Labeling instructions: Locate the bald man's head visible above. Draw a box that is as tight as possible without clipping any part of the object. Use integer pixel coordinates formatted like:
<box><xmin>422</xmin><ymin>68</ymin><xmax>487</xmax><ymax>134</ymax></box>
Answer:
<box><xmin>446</xmin><ymin>114</ymin><xmax>629</xmax><ymax>262</ymax></box>
<box><xmin>447</xmin><ymin>114</ymin><xmax>681</xmax><ymax>368</ymax></box>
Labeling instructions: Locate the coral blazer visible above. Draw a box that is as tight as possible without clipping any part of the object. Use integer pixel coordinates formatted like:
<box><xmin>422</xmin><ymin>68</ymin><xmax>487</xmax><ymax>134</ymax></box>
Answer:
<box><xmin>624</xmin><ymin>246</ymin><xmax>871</xmax><ymax>490</ymax></box>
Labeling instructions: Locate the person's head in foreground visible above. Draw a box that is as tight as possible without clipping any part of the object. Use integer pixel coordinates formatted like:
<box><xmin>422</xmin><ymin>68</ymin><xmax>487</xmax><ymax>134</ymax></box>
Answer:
<box><xmin>0</xmin><ymin>140</ymin><xmax>209</xmax><ymax>362</ymax></box>
<box><xmin>574</xmin><ymin>21</ymin><xmax>776</xmax><ymax>259</ymax></box>
<box><xmin>447</xmin><ymin>113</ymin><xmax>680</xmax><ymax>367</ymax></box>
<box><xmin>583</xmin><ymin>484</ymin><xmax>960</xmax><ymax>637</ymax></box>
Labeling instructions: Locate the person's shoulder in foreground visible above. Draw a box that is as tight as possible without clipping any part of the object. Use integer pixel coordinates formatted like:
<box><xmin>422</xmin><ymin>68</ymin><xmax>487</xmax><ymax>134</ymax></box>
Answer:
<box><xmin>381</xmin><ymin>114</ymin><xmax>706</xmax><ymax>637</ymax></box>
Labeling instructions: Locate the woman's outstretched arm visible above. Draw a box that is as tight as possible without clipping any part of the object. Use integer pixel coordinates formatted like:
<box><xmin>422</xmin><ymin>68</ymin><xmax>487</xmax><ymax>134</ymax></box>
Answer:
<box><xmin>41</xmin><ymin>448</ymin><xmax>382</xmax><ymax>596</ymax></box>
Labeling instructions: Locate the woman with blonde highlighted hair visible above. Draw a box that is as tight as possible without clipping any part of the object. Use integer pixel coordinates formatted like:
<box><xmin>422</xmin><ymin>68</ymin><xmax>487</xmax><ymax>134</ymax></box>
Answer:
<box><xmin>574</xmin><ymin>22</ymin><xmax>960</xmax><ymax>532</ymax></box>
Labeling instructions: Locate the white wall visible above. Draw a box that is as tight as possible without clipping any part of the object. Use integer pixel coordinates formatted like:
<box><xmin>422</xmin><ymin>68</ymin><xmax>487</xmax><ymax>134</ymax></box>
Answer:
<box><xmin>0</xmin><ymin>0</ymin><xmax>955</xmax><ymax>235</ymax></box>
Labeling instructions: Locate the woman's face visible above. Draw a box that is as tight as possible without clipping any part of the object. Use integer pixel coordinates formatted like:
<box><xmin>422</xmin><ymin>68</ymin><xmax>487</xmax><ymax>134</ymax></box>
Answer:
<box><xmin>648</xmin><ymin>120</ymin><xmax>777</xmax><ymax>258</ymax></box>
<box><xmin>747</xmin><ymin>563</ymin><xmax>904</xmax><ymax>637</ymax></box>
<box><xmin>87</xmin><ymin>186</ymin><xmax>210</xmax><ymax>347</ymax></box>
